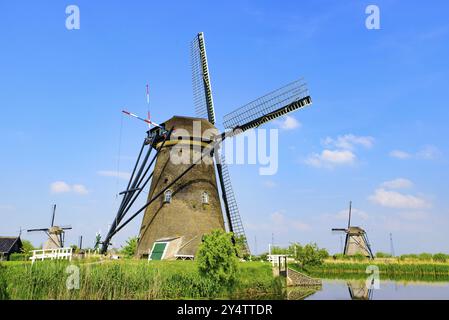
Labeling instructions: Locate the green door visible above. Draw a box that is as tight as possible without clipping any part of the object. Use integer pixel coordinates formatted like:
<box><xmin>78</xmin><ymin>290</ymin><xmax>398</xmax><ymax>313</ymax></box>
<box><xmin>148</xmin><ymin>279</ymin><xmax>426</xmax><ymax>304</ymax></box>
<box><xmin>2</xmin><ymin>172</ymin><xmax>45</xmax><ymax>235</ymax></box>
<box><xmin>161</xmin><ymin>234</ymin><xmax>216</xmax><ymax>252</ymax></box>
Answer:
<box><xmin>150</xmin><ymin>242</ymin><xmax>167</xmax><ymax>260</ymax></box>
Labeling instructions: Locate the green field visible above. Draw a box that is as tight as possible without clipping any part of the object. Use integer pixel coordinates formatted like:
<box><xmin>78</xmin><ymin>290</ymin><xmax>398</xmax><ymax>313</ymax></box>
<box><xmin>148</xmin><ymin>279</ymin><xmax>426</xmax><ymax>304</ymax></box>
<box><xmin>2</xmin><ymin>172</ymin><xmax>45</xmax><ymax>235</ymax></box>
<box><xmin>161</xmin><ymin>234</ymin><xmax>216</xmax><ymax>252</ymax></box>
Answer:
<box><xmin>0</xmin><ymin>260</ymin><xmax>283</xmax><ymax>300</ymax></box>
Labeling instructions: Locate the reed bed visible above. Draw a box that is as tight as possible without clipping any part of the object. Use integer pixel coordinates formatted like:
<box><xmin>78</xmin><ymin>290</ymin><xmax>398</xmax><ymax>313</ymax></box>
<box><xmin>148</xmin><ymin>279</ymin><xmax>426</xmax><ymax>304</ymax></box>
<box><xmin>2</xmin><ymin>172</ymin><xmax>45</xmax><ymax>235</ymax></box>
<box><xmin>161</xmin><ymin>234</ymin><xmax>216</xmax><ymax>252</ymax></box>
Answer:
<box><xmin>0</xmin><ymin>260</ymin><xmax>281</xmax><ymax>300</ymax></box>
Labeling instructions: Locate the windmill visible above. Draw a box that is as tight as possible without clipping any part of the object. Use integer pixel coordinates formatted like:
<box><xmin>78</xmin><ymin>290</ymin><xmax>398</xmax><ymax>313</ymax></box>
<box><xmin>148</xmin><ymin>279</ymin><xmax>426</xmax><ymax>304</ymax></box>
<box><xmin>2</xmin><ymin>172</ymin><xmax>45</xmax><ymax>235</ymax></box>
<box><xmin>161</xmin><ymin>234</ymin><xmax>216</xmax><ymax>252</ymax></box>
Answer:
<box><xmin>27</xmin><ymin>205</ymin><xmax>72</xmax><ymax>250</ymax></box>
<box><xmin>332</xmin><ymin>201</ymin><xmax>374</xmax><ymax>259</ymax></box>
<box><xmin>100</xmin><ymin>32</ymin><xmax>312</xmax><ymax>259</ymax></box>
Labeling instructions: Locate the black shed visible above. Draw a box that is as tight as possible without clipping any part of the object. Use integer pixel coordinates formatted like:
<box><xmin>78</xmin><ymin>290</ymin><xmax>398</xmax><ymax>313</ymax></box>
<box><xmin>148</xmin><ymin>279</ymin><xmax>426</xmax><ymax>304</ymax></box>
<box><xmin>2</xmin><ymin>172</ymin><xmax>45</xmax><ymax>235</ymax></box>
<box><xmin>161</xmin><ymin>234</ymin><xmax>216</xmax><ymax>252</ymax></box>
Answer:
<box><xmin>0</xmin><ymin>237</ymin><xmax>23</xmax><ymax>261</ymax></box>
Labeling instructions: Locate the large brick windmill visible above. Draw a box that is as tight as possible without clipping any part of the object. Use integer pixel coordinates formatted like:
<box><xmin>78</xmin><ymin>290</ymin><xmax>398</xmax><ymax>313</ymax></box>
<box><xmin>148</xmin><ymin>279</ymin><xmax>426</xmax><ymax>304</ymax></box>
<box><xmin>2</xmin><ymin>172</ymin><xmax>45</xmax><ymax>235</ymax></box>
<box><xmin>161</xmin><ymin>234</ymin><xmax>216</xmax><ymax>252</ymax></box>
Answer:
<box><xmin>101</xmin><ymin>32</ymin><xmax>312</xmax><ymax>259</ymax></box>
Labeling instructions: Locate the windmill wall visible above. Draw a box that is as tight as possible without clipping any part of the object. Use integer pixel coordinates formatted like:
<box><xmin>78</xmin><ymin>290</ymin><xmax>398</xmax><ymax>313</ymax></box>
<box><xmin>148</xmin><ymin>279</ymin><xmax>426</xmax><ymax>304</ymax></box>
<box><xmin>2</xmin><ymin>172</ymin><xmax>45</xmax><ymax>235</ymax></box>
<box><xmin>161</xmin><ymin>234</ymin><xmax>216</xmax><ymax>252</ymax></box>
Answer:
<box><xmin>136</xmin><ymin>116</ymin><xmax>225</xmax><ymax>258</ymax></box>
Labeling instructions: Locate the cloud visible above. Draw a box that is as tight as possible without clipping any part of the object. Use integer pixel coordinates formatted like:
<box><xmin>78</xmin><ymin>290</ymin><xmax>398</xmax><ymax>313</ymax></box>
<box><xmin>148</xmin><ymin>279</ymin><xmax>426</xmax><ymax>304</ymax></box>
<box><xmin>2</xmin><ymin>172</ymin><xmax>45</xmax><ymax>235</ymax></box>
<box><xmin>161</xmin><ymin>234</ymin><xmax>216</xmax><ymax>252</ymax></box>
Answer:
<box><xmin>323</xmin><ymin>134</ymin><xmax>374</xmax><ymax>150</ymax></box>
<box><xmin>50</xmin><ymin>181</ymin><xmax>71</xmax><ymax>193</ymax></box>
<box><xmin>389</xmin><ymin>145</ymin><xmax>440</xmax><ymax>160</ymax></box>
<box><xmin>50</xmin><ymin>181</ymin><xmax>89</xmax><ymax>195</ymax></box>
<box><xmin>72</xmin><ymin>184</ymin><xmax>89</xmax><ymax>195</ymax></box>
<box><xmin>389</xmin><ymin>150</ymin><xmax>411</xmax><ymax>159</ymax></box>
<box><xmin>278</xmin><ymin>115</ymin><xmax>301</xmax><ymax>130</ymax></box>
<box><xmin>305</xmin><ymin>134</ymin><xmax>373</xmax><ymax>169</ymax></box>
<box><xmin>368</xmin><ymin>188</ymin><xmax>430</xmax><ymax>209</ymax></box>
<box><xmin>381</xmin><ymin>178</ymin><xmax>413</xmax><ymax>189</ymax></box>
<box><xmin>97</xmin><ymin>170</ymin><xmax>131</xmax><ymax>180</ymax></box>
<box><xmin>305</xmin><ymin>149</ymin><xmax>355</xmax><ymax>168</ymax></box>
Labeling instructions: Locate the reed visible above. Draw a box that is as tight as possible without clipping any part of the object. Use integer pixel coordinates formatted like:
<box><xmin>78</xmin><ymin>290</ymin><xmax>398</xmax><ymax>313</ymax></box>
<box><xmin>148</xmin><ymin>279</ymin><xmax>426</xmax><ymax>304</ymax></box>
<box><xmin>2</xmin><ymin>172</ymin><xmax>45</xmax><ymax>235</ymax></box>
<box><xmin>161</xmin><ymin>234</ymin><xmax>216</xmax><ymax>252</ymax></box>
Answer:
<box><xmin>0</xmin><ymin>260</ymin><xmax>281</xmax><ymax>300</ymax></box>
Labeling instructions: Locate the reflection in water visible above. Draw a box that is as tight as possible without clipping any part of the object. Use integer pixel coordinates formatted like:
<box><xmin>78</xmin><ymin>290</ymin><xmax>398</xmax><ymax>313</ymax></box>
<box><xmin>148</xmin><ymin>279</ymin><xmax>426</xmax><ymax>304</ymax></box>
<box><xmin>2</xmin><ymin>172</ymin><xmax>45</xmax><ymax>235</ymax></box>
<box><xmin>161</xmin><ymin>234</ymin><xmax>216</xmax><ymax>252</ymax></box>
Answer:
<box><xmin>287</xmin><ymin>286</ymin><xmax>322</xmax><ymax>300</ymax></box>
<box><xmin>347</xmin><ymin>280</ymin><xmax>373</xmax><ymax>300</ymax></box>
<box><xmin>303</xmin><ymin>279</ymin><xmax>449</xmax><ymax>300</ymax></box>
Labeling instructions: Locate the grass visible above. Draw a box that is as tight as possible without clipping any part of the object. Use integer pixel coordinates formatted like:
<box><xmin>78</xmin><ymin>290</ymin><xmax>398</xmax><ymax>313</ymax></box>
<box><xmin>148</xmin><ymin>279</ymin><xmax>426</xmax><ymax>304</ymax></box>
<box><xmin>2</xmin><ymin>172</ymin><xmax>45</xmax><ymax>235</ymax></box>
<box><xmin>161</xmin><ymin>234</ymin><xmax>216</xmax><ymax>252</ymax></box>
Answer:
<box><xmin>0</xmin><ymin>260</ymin><xmax>282</xmax><ymax>300</ymax></box>
<box><xmin>290</xmin><ymin>259</ymin><xmax>449</xmax><ymax>282</ymax></box>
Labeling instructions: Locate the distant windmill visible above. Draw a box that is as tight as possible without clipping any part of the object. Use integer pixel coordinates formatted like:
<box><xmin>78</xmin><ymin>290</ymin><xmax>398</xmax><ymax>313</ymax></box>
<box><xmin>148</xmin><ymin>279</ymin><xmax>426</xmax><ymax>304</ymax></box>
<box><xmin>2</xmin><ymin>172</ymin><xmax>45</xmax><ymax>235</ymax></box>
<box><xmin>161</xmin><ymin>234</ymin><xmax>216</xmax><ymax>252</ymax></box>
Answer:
<box><xmin>27</xmin><ymin>205</ymin><xmax>72</xmax><ymax>249</ymax></box>
<box><xmin>332</xmin><ymin>201</ymin><xmax>374</xmax><ymax>259</ymax></box>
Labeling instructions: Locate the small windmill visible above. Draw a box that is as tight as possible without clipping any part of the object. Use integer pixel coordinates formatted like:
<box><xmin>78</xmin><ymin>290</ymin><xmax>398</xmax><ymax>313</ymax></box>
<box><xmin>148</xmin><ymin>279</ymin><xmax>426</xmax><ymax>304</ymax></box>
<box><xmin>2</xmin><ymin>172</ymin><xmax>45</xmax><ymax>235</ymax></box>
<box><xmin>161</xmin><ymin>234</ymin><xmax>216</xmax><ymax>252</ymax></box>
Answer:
<box><xmin>27</xmin><ymin>205</ymin><xmax>72</xmax><ymax>249</ymax></box>
<box><xmin>101</xmin><ymin>32</ymin><xmax>312</xmax><ymax>258</ymax></box>
<box><xmin>332</xmin><ymin>202</ymin><xmax>374</xmax><ymax>259</ymax></box>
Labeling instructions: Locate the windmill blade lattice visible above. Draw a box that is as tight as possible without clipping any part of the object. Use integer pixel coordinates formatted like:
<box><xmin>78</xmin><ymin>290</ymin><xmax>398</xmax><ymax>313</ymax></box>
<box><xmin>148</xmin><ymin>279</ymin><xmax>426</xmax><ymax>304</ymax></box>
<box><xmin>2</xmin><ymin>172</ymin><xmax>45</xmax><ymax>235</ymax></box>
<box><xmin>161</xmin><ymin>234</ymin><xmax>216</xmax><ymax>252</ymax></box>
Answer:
<box><xmin>191</xmin><ymin>32</ymin><xmax>216</xmax><ymax>124</ymax></box>
<box><xmin>223</xmin><ymin>79</ymin><xmax>311</xmax><ymax>132</ymax></box>
<box><xmin>217</xmin><ymin>153</ymin><xmax>249</xmax><ymax>253</ymax></box>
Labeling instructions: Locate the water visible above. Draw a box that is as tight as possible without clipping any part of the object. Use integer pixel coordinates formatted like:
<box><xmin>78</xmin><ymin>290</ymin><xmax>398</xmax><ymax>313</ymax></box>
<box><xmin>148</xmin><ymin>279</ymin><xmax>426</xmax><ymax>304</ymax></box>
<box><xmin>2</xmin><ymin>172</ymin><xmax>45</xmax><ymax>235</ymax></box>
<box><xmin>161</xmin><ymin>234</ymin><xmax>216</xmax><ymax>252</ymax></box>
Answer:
<box><xmin>290</xmin><ymin>279</ymin><xmax>449</xmax><ymax>300</ymax></box>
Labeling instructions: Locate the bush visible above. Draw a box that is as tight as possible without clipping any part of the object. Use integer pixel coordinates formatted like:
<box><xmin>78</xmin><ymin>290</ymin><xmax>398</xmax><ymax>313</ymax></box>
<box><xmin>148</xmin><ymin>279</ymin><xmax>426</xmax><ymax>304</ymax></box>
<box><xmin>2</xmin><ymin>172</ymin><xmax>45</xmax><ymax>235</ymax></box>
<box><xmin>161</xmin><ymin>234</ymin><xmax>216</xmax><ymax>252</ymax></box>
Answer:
<box><xmin>376</xmin><ymin>252</ymin><xmax>392</xmax><ymax>258</ymax></box>
<box><xmin>433</xmin><ymin>253</ymin><xmax>448</xmax><ymax>263</ymax></box>
<box><xmin>21</xmin><ymin>240</ymin><xmax>35</xmax><ymax>254</ymax></box>
<box><xmin>196</xmin><ymin>229</ymin><xmax>239</xmax><ymax>287</ymax></box>
<box><xmin>292</xmin><ymin>243</ymin><xmax>329</xmax><ymax>268</ymax></box>
<box><xmin>121</xmin><ymin>237</ymin><xmax>138</xmax><ymax>258</ymax></box>
<box><xmin>9</xmin><ymin>253</ymin><xmax>29</xmax><ymax>261</ymax></box>
<box><xmin>418</xmin><ymin>253</ymin><xmax>433</xmax><ymax>261</ymax></box>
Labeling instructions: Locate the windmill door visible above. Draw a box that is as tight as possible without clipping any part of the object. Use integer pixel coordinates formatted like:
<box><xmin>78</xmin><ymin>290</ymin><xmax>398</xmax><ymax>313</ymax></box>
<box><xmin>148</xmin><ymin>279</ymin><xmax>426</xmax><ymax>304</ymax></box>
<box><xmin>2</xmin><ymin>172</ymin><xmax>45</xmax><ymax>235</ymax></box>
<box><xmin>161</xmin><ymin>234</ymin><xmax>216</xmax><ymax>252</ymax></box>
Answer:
<box><xmin>150</xmin><ymin>242</ymin><xmax>167</xmax><ymax>260</ymax></box>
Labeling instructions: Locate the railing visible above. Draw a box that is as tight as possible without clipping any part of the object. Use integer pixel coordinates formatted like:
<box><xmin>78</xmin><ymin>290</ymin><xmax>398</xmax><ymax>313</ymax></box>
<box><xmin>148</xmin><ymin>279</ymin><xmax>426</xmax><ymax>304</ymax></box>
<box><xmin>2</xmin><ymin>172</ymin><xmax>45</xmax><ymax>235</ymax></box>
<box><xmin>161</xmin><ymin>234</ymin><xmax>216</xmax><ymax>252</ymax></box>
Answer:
<box><xmin>29</xmin><ymin>248</ymin><xmax>73</xmax><ymax>264</ymax></box>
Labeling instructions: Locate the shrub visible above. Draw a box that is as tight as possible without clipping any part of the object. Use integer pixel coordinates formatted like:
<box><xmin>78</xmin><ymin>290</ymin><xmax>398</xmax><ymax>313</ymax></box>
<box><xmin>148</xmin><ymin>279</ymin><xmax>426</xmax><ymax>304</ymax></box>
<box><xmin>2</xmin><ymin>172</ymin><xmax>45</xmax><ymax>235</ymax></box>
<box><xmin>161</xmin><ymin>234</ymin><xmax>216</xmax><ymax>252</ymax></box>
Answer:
<box><xmin>292</xmin><ymin>243</ymin><xmax>329</xmax><ymax>268</ymax></box>
<box><xmin>433</xmin><ymin>253</ymin><xmax>448</xmax><ymax>263</ymax></box>
<box><xmin>418</xmin><ymin>253</ymin><xmax>433</xmax><ymax>261</ymax></box>
<box><xmin>9</xmin><ymin>253</ymin><xmax>29</xmax><ymax>261</ymax></box>
<box><xmin>21</xmin><ymin>240</ymin><xmax>35</xmax><ymax>254</ymax></box>
<box><xmin>376</xmin><ymin>252</ymin><xmax>392</xmax><ymax>258</ymax></box>
<box><xmin>196</xmin><ymin>229</ymin><xmax>239</xmax><ymax>287</ymax></box>
<box><xmin>121</xmin><ymin>236</ymin><xmax>138</xmax><ymax>258</ymax></box>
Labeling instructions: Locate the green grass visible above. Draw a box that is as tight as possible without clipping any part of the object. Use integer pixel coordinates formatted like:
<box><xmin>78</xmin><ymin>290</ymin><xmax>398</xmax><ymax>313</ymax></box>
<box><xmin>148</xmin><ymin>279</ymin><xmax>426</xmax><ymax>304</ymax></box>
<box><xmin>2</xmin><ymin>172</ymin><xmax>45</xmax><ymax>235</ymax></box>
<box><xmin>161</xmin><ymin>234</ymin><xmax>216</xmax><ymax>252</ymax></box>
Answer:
<box><xmin>0</xmin><ymin>260</ymin><xmax>282</xmax><ymax>300</ymax></box>
<box><xmin>290</xmin><ymin>261</ymin><xmax>449</xmax><ymax>282</ymax></box>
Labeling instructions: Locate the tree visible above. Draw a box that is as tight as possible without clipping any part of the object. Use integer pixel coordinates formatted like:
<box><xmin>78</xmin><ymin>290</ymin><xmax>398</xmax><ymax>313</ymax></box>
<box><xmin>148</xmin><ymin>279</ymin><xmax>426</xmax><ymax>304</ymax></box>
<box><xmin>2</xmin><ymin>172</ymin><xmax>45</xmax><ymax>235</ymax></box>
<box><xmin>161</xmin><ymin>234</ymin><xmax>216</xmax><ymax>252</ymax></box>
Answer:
<box><xmin>196</xmin><ymin>229</ymin><xmax>239</xmax><ymax>285</ymax></box>
<box><xmin>291</xmin><ymin>242</ymin><xmax>329</xmax><ymax>268</ymax></box>
<box><xmin>121</xmin><ymin>236</ymin><xmax>138</xmax><ymax>258</ymax></box>
<box><xmin>20</xmin><ymin>240</ymin><xmax>35</xmax><ymax>254</ymax></box>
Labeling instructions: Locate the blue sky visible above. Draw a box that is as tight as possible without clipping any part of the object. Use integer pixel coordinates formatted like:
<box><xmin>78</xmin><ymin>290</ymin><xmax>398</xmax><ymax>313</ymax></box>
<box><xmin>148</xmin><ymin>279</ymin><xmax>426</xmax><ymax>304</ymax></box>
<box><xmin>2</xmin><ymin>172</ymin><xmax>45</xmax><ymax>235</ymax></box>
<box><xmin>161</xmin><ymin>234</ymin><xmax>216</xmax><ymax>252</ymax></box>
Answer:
<box><xmin>1</xmin><ymin>1</ymin><xmax>448</xmax><ymax>254</ymax></box>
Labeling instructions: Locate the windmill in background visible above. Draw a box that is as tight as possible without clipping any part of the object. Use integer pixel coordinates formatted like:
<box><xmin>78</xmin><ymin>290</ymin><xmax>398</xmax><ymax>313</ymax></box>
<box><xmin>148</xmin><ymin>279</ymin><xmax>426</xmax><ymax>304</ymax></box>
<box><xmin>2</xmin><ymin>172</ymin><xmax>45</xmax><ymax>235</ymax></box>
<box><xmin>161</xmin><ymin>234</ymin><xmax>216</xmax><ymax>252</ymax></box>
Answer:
<box><xmin>332</xmin><ymin>201</ymin><xmax>374</xmax><ymax>259</ymax></box>
<box><xmin>27</xmin><ymin>205</ymin><xmax>72</xmax><ymax>249</ymax></box>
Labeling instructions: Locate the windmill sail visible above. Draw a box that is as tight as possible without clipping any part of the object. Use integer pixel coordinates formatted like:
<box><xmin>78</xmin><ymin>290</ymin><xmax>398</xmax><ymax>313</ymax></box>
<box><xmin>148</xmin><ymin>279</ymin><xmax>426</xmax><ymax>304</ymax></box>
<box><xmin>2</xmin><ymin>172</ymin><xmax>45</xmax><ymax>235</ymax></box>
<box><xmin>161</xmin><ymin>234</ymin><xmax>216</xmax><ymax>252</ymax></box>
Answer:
<box><xmin>191</xmin><ymin>32</ymin><xmax>250</xmax><ymax>254</ymax></box>
<box><xmin>191</xmin><ymin>32</ymin><xmax>216</xmax><ymax>124</ymax></box>
<box><xmin>216</xmin><ymin>153</ymin><xmax>249</xmax><ymax>253</ymax></box>
<box><xmin>223</xmin><ymin>79</ymin><xmax>311</xmax><ymax>133</ymax></box>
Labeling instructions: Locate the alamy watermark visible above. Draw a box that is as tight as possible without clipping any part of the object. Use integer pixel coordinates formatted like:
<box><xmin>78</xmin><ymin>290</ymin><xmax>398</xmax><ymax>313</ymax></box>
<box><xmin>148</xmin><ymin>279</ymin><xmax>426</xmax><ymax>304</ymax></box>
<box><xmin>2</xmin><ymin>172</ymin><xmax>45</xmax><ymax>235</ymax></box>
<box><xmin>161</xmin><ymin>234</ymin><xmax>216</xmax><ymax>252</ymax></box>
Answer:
<box><xmin>66</xmin><ymin>5</ymin><xmax>80</xmax><ymax>30</ymax></box>
<box><xmin>365</xmin><ymin>5</ymin><xmax>381</xmax><ymax>30</ymax></box>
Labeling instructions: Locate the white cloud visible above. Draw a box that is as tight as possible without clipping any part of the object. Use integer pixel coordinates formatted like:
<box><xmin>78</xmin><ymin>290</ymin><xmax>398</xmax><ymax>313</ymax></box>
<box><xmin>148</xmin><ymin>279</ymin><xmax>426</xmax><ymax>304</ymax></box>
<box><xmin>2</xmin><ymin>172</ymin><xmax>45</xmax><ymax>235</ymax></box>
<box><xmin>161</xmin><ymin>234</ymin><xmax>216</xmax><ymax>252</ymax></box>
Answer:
<box><xmin>381</xmin><ymin>178</ymin><xmax>414</xmax><ymax>189</ymax></box>
<box><xmin>389</xmin><ymin>146</ymin><xmax>440</xmax><ymax>160</ymax></box>
<box><xmin>278</xmin><ymin>115</ymin><xmax>301</xmax><ymax>130</ymax></box>
<box><xmin>72</xmin><ymin>184</ymin><xmax>89</xmax><ymax>195</ymax></box>
<box><xmin>50</xmin><ymin>181</ymin><xmax>71</xmax><ymax>194</ymax></box>
<box><xmin>97</xmin><ymin>170</ymin><xmax>131</xmax><ymax>180</ymax></box>
<box><xmin>50</xmin><ymin>181</ymin><xmax>89</xmax><ymax>195</ymax></box>
<box><xmin>305</xmin><ymin>149</ymin><xmax>355</xmax><ymax>168</ymax></box>
<box><xmin>324</xmin><ymin>134</ymin><xmax>374</xmax><ymax>150</ymax></box>
<box><xmin>389</xmin><ymin>150</ymin><xmax>411</xmax><ymax>159</ymax></box>
<box><xmin>368</xmin><ymin>188</ymin><xmax>430</xmax><ymax>209</ymax></box>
